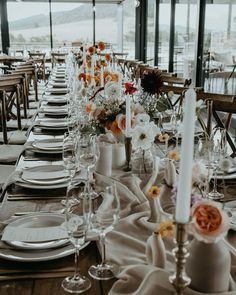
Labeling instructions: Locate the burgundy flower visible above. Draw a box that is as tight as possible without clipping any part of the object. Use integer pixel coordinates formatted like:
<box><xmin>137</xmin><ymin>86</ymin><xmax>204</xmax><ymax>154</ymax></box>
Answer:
<box><xmin>124</xmin><ymin>82</ymin><xmax>137</xmax><ymax>95</ymax></box>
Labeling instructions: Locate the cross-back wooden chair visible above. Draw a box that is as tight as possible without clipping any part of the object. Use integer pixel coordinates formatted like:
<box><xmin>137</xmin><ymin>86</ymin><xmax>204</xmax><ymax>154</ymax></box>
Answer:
<box><xmin>0</xmin><ymin>73</ymin><xmax>27</xmax><ymax>119</ymax></box>
<box><xmin>51</xmin><ymin>52</ymin><xmax>67</xmax><ymax>68</ymax></box>
<box><xmin>197</xmin><ymin>91</ymin><xmax>236</xmax><ymax>157</ymax></box>
<box><xmin>28</xmin><ymin>52</ymin><xmax>46</xmax><ymax>81</ymax></box>
<box><xmin>9</xmin><ymin>66</ymin><xmax>38</xmax><ymax>102</ymax></box>
<box><xmin>0</xmin><ymin>79</ymin><xmax>23</xmax><ymax>144</ymax></box>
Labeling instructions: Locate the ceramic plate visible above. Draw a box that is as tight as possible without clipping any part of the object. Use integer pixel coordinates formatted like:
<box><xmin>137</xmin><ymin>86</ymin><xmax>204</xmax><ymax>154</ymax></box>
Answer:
<box><xmin>32</xmin><ymin>139</ymin><xmax>63</xmax><ymax>151</ymax></box>
<box><xmin>4</xmin><ymin>213</ymin><xmax>68</xmax><ymax>250</ymax></box>
<box><xmin>16</xmin><ymin>165</ymin><xmax>70</xmax><ymax>189</ymax></box>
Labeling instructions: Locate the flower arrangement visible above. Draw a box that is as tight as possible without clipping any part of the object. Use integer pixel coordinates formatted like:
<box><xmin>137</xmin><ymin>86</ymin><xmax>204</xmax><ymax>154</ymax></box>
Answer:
<box><xmin>190</xmin><ymin>200</ymin><xmax>229</xmax><ymax>243</ymax></box>
<box><xmin>138</xmin><ymin>71</ymin><xmax>172</xmax><ymax>119</ymax></box>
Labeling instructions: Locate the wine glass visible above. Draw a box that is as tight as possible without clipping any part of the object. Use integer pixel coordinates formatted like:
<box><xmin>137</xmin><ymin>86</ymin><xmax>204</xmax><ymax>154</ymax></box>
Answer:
<box><xmin>88</xmin><ymin>183</ymin><xmax>120</xmax><ymax>280</ymax></box>
<box><xmin>61</xmin><ymin>182</ymin><xmax>91</xmax><ymax>293</ymax></box>
<box><xmin>63</xmin><ymin>132</ymin><xmax>77</xmax><ymax>181</ymax></box>
<box><xmin>208</xmin><ymin>127</ymin><xmax>227</xmax><ymax>200</ymax></box>
<box><xmin>77</xmin><ymin>135</ymin><xmax>100</xmax><ymax>199</ymax></box>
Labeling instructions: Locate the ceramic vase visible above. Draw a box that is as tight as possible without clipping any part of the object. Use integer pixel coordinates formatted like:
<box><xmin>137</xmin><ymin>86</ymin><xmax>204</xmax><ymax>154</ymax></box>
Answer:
<box><xmin>186</xmin><ymin>238</ymin><xmax>231</xmax><ymax>293</ymax></box>
<box><xmin>146</xmin><ymin>231</ymin><xmax>166</xmax><ymax>269</ymax></box>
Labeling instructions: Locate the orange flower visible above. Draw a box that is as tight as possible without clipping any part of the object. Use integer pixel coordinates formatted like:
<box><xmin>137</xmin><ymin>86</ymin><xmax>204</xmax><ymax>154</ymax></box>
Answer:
<box><xmin>78</xmin><ymin>72</ymin><xmax>86</xmax><ymax>81</ymax></box>
<box><xmin>159</xmin><ymin>220</ymin><xmax>175</xmax><ymax>238</ymax></box>
<box><xmin>103</xmin><ymin>70</ymin><xmax>110</xmax><ymax>79</ymax></box>
<box><xmin>98</xmin><ymin>41</ymin><xmax>106</xmax><ymax>51</ymax></box>
<box><xmin>105</xmin><ymin>53</ymin><xmax>111</xmax><ymax>62</ymax></box>
<box><xmin>111</xmin><ymin>73</ymin><xmax>119</xmax><ymax>82</ymax></box>
<box><xmin>94</xmin><ymin>75</ymin><xmax>100</xmax><ymax>86</ymax></box>
<box><xmin>147</xmin><ymin>185</ymin><xmax>161</xmax><ymax>198</ymax></box>
<box><xmin>110</xmin><ymin>120</ymin><xmax>122</xmax><ymax>135</ymax></box>
<box><xmin>190</xmin><ymin>200</ymin><xmax>229</xmax><ymax>243</ymax></box>
<box><xmin>88</xmin><ymin>46</ymin><xmax>96</xmax><ymax>55</ymax></box>
<box><xmin>168</xmin><ymin>149</ymin><xmax>180</xmax><ymax>161</ymax></box>
<box><xmin>85</xmin><ymin>102</ymin><xmax>95</xmax><ymax>113</ymax></box>
<box><xmin>116</xmin><ymin>114</ymin><xmax>126</xmax><ymax>131</ymax></box>
<box><xmin>86</xmin><ymin>74</ymin><xmax>92</xmax><ymax>83</ymax></box>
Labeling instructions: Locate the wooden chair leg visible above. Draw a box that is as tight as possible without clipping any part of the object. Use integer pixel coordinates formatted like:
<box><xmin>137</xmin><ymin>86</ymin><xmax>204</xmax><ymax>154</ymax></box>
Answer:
<box><xmin>16</xmin><ymin>84</ymin><xmax>22</xmax><ymax>130</ymax></box>
<box><xmin>1</xmin><ymin>91</ymin><xmax>8</xmax><ymax>144</ymax></box>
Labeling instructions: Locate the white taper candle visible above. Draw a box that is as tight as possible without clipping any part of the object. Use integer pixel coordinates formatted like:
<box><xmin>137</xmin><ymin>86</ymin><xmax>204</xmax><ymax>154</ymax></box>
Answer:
<box><xmin>175</xmin><ymin>88</ymin><xmax>196</xmax><ymax>223</ymax></box>
<box><xmin>125</xmin><ymin>94</ymin><xmax>131</xmax><ymax>137</ymax></box>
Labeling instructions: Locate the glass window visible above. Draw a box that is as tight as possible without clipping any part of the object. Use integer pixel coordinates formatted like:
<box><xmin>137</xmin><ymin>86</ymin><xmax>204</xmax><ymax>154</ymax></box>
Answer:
<box><xmin>203</xmin><ymin>0</ymin><xmax>236</xmax><ymax>93</ymax></box>
<box><xmin>95</xmin><ymin>4</ymin><xmax>118</xmax><ymax>50</ymax></box>
<box><xmin>146</xmin><ymin>0</ymin><xmax>155</xmax><ymax>66</ymax></box>
<box><xmin>123</xmin><ymin>0</ymin><xmax>136</xmax><ymax>58</ymax></box>
<box><xmin>51</xmin><ymin>2</ymin><xmax>92</xmax><ymax>49</ymax></box>
<box><xmin>7</xmin><ymin>2</ymin><xmax>50</xmax><ymax>54</ymax></box>
<box><xmin>175</xmin><ymin>0</ymin><xmax>197</xmax><ymax>78</ymax></box>
<box><xmin>158</xmin><ymin>1</ymin><xmax>171</xmax><ymax>70</ymax></box>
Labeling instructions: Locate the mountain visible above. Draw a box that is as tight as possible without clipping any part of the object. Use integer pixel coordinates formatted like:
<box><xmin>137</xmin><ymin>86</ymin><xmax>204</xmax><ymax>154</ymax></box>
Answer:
<box><xmin>9</xmin><ymin>2</ymin><xmax>135</xmax><ymax>31</ymax></box>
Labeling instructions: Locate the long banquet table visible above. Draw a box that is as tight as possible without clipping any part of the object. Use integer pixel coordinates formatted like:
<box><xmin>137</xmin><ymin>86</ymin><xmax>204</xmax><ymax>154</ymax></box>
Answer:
<box><xmin>0</xmin><ymin>64</ymin><xmax>236</xmax><ymax>295</ymax></box>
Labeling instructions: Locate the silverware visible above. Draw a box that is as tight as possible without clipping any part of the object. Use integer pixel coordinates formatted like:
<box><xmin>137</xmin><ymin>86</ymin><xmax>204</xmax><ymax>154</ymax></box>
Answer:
<box><xmin>7</xmin><ymin>196</ymin><xmax>65</xmax><ymax>201</ymax></box>
<box><xmin>13</xmin><ymin>209</ymin><xmax>65</xmax><ymax>216</ymax></box>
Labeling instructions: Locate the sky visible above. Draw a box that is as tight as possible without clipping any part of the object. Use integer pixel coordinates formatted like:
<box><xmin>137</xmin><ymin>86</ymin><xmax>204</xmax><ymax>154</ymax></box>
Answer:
<box><xmin>7</xmin><ymin>3</ymin><xmax>81</xmax><ymax>21</ymax></box>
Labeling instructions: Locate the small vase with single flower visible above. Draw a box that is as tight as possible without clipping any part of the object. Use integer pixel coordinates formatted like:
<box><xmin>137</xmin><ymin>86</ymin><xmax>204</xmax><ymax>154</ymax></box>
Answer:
<box><xmin>186</xmin><ymin>200</ymin><xmax>231</xmax><ymax>293</ymax></box>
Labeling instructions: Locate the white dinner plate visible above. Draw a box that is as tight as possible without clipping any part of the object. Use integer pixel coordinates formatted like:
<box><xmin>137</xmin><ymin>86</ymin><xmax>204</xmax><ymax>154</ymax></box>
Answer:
<box><xmin>4</xmin><ymin>213</ymin><xmax>68</xmax><ymax>250</ymax></box>
<box><xmin>32</xmin><ymin>139</ymin><xmax>63</xmax><ymax>151</ymax></box>
<box><xmin>0</xmin><ymin>214</ymin><xmax>90</xmax><ymax>262</ymax></box>
<box><xmin>36</xmin><ymin>120</ymin><xmax>68</xmax><ymax>129</ymax></box>
<box><xmin>46</xmin><ymin>88</ymin><xmax>68</xmax><ymax>95</ymax></box>
<box><xmin>16</xmin><ymin>165</ymin><xmax>70</xmax><ymax>189</ymax></box>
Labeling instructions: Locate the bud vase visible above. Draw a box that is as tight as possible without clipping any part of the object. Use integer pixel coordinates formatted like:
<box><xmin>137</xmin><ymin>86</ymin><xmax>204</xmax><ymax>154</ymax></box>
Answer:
<box><xmin>186</xmin><ymin>238</ymin><xmax>231</xmax><ymax>293</ymax></box>
<box><xmin>131</xmin><ymin>148</ymin><xmax>153</xmax><ymax>175</ymax></box>
<box><xmin>145</xmin><ymin>232</ymin><xmax>166</xmax><ymax>269</ymax></box>
<box><xmin>148</xmin><ymin>197</ymin><xmax>163</xmax><ymax>224</ymax></box>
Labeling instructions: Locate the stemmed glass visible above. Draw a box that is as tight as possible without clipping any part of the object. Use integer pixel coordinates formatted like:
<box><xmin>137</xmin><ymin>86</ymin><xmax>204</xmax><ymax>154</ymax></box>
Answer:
<box><xmin>61</xmin><ymin>182</ymin><xmax>91</xmax><ymax>293</ymax></box>
<box><xmin>208</xmin><ymin>127</ymin><xmax>227</xmax><ymax>200</ymax></box>
<box><xmin>77</xmin><ymin>135</ymin><xmax>100</xmax><ymax>199</ymax></box>
<box><xmin>88</xmin><ymin>183</ymin><xmax>120</xmax><ymax>280</ymax></box>
<box><xmin>63</xmin><ymin>132</ymin><xmax>77</xmax><ymax>182</ymax></box>
<box><xmin>170</xmin><ymin>106</ymin><xmax>182</xmax><ymax>149</ymax></box>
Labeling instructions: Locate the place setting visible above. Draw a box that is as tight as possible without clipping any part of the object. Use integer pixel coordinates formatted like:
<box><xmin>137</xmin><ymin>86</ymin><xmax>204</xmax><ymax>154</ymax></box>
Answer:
<box><xmin>0</xmin><ymin>212</ymin><xmax>77</xmax><ymax>262</ymax></box>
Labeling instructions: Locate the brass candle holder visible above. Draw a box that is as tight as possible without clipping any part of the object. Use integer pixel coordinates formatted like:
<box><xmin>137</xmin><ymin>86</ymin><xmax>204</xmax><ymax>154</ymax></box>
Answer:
<box><xmin>169</xmin><ymin>222</ymin><xmax>191</xmax><ymax>295</ymax></box>
<box><xmin>123</xmin><ymin>136</ymin><xmax>132</xmax><ymax>172</ymax></box>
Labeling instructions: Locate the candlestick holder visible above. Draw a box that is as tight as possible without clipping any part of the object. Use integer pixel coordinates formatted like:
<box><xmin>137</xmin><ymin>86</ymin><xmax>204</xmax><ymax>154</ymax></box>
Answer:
<box><xmin>169</xmin><ymin>221</ymin><xmax>191</xmax><ymax>295</ymax></box>
<box><xmin>123</xmin><ymin>136</ymin><xmax>132</xmax><ymax>172</ymax></box>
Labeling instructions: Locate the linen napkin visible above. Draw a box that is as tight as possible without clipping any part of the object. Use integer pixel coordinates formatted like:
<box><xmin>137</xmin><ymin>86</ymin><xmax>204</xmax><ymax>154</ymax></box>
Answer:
<box><xmin>22</xmin><ymin>169</ymin><xmax>68</xmax><ymax>181</ymax></box>
<box><xmin>2</xmin><ymin>225</ymin><xmax>67</xmax><ymax>242</ymax></box>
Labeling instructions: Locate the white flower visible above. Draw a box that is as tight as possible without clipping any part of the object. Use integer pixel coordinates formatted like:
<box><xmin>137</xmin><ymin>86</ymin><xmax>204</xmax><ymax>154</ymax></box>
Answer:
<box><xmin>104</xmin><ymin>82</ymin><xmax>120</xmax><ymax>100</ymax></box>
<box><xmin>192</xmin><ymin>161</ymin><xmax>208</xmax><ymax>185</ymax></box>
<box><xmin>132</xmin><ymin>103</ymin><xmax>144</xmax><ymax>115</ymax></box>
<box><xmin>132</xmin><ymin>122</ymin><xmax>159</xmax><ymax>150</ymax></box>
<box><xmin>135</xmin><ymin>113</ymin><xmax>150</xmax><ymax>125</ymax></box>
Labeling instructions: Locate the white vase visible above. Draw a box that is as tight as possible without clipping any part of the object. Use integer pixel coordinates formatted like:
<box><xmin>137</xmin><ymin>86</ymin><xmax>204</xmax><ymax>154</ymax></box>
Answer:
<box><xmin>112</xmin><ymin>143</ymin><xmax>126</xmax><ymax>169</ymax></box>
<box><xmin>186</xmin><ymin>238</ymin><xmax>231</xmax><ymax>293</ymax></box>
<box><xmin>148</xmin><ymin>197</ymin><xmax>163</xmax><ymax>224</ymax></box>
<box><xmin>146</xmin><ymin>232</ymin><xmax>166</xmax><ymax>269</ymax></box>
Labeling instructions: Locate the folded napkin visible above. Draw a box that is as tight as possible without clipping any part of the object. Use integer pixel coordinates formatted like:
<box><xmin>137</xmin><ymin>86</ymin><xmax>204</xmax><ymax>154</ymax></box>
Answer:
<box><xmin>34</xmin><ymin>141</ymin><xmax>63</xmax><ymax>149</ymax></box>
<box><xmin>2</xmin><ymin>225</ymin><xmax>67</xmax><ymax>242</ymax></box>
<box><xmin>22</xmin><ymin>170</ymin><xmax>68</xmax><ymax>181</ymax></box>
